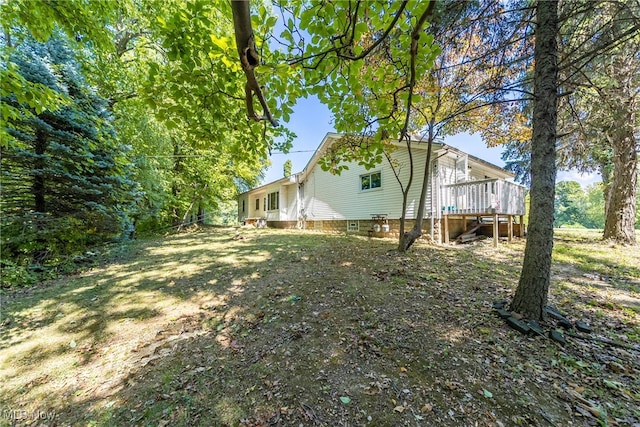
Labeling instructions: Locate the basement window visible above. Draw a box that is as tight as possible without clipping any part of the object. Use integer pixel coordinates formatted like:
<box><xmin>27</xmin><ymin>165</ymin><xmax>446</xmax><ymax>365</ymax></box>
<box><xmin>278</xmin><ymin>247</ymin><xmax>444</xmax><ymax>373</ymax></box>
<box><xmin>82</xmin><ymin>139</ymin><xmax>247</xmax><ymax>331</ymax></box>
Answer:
<box><xmin>347</xmin><ymin>221</ymin><xmax>359</xmax><ymax>232</ymax></box>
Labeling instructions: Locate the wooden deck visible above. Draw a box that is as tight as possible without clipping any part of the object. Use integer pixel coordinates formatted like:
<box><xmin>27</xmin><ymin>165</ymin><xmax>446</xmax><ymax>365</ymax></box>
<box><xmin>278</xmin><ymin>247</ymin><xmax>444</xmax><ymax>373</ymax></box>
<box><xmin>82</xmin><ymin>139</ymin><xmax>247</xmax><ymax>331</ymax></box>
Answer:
<box><xmin>439</xmin><ymin>179</ymin><xmax>527</xmax><ymax>217</ymax></box>
<box><xmin>437</xmin><ymin>179</ymin><xmax>527</xmax><ymax>247</ymax></box>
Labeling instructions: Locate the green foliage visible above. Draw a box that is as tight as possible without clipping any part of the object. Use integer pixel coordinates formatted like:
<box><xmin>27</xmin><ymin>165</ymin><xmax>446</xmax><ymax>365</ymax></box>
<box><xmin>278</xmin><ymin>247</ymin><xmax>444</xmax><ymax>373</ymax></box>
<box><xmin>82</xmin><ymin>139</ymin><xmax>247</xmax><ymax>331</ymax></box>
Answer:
<box><xmin>283</xmin><ymin>159</ymin><xmax>292</xmax><ymax>177</ymax></box>
<box><xmin>1</xmin><ymin>35</ymin><xmax>139</xmax><ymax>266</ymax></box>
<box><xmin>0</xmin><ymin>259</ymin><xmax>39</xmax><ymax>288</ymax></box>
<box><xmin>554</xmin><ymin>181</ymin><xmax>639</xmax><ymax>230</ymax></box>
<box><xmin>102</xmin><ymin>0</ymin><xmax>294</xmax><ymax>229</ymax></box>
<box><xmin>555</xmin><ymin>181</ymin><xmax>587</xmax><ymax>227</ymax></box>
<box><xmin>2</xmin><ymin>0</ymin><xmax>298</xmax><ymax>275</ymax></box>
<box><xmin>278</xmin><ymin>1</ymin><xmax>440</xmax><ymax>143</ymax></box>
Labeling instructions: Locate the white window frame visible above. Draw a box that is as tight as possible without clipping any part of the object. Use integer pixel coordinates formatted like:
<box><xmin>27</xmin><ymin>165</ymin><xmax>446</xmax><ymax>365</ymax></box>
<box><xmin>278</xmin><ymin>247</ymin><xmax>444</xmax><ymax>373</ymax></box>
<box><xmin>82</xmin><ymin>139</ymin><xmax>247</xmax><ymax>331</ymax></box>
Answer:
<box><xmin>455</xmin><ymin>155</ymin><xmax>468</xmax><ymax>183</ymax></box>
<box><xmin>347</xmin><ymin>221</ymin><xmax>359</xmax><ymax>232</ymax></box>
<box><xmin>267</xmin><ymin>191</ymin><xmax>279</xmax><ymax>211</ymax></box>
<box><xmin>360</xmin><ymin>171</ymin><xmax>382</xmax><ymax>191</ymax></box>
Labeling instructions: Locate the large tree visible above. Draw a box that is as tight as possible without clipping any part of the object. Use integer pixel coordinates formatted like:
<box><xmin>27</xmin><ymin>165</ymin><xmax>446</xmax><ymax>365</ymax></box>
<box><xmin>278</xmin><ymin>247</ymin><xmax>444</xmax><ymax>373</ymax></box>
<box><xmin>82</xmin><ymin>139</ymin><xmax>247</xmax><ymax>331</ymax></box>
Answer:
<box><xmin>232</xmin><ymin>0</ymin><xmax>534</xmax><ymax>251</ymax></box>
<box><xmin>510</xmin><ymin>0</ymin><xmax>558</xmax><ymax>320</ymax></box>
<box><xmin>1</xmin><ymin>35</ymin><xmax>138</xmax><ymax>262</ymax></box>
<box><xmin>234</xmin><ymin>0</ymin><xmax>441</xmax><ymax>251</ymax></box>
<box><xmin>558</xmin><ymin>0</ymin><xmax>639</xmax><ymax>245</ymax></box>
<box><xmin>1</xmin><ymin>0</ymin><xmax>298</xmax><ymax>277</ymax></box>
<box><xmin>503</xmin><ymin>0</ymin><xmax>640</xmax><ymax>244</ymax></box>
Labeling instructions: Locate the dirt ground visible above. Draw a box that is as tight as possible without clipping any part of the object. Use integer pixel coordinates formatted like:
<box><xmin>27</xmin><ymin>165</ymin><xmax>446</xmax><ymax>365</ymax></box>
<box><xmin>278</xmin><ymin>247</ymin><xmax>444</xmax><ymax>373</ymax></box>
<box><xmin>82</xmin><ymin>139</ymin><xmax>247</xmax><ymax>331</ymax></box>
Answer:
<box><xmin>1</xmin><ymin>227</ymin><xmax>638</xmax><ymax>426</ymax></box>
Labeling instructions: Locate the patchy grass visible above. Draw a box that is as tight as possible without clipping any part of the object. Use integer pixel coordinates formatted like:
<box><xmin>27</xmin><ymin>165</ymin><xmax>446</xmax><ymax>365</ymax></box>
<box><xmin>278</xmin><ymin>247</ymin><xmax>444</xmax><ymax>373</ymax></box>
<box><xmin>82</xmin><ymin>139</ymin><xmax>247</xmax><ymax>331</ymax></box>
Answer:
<box><xmin>0</xmin><ymin>227</ymin><xmax>638</xmax><ymax>426</ymax></box>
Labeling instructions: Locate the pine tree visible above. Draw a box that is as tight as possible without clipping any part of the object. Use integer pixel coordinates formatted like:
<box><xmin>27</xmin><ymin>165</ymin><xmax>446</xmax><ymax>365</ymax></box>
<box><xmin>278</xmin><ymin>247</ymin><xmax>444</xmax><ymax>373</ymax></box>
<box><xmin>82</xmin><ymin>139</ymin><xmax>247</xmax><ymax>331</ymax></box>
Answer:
<box><xmin>1</xmin><ymin>35</ymin><xmax>139</xmax><ymax>264</ymax></box>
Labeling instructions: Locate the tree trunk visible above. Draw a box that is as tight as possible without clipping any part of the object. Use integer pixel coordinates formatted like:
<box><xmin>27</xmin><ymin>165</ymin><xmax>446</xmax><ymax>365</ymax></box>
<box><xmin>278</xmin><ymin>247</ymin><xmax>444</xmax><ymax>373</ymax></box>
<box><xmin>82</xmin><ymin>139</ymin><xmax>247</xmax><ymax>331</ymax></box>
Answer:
<box><xmin>397</xmin><ymin>189</ymin><xmax>409</xmax><ymax>249</ymax></box>
<box><xmin>599</xmin><ymin>158</ymin><xmax>613</xmax><ymax>226</ymax></box>
<box><xmin>602</xmin><ymin>53</ymin><xmax>638</xmax><ymax>245</ymax></box>
<box><xmin>197</xmin><ymin>204</ymin><xmax>205</xmax><ymax>224</ymax></box>
<box><xmin>510</xmin><ymin>0</ymin><xmax>558</xmax><ymax>321</ymax></box>
<box><xmin>603</xmin><ymin>122</ymin><xmax>638</xmax><ymax>245</ymax></box>
<box><xmin>399</xmin><ymin>133</ymin><xmax>434</xmax><ymax>252</ymax></box>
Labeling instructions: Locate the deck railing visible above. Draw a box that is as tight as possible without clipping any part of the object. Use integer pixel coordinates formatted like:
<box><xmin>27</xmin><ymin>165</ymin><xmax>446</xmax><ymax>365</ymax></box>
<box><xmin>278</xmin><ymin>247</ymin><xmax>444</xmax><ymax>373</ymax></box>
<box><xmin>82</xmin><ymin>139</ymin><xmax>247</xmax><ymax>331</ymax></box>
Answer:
<box><xmin>439</xmin><ymin>179</ymin><xmax>526</xmax><ymax>217</ymax></box>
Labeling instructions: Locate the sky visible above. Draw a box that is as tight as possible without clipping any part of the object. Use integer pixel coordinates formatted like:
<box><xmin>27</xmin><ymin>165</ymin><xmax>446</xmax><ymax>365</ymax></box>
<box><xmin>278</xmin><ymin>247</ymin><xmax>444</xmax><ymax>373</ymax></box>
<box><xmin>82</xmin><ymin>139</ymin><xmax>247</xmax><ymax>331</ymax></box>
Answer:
<box><xmin>260</xmin><ymin>95</ymin><xmax>601</xmax><ymax>188</ymax></box>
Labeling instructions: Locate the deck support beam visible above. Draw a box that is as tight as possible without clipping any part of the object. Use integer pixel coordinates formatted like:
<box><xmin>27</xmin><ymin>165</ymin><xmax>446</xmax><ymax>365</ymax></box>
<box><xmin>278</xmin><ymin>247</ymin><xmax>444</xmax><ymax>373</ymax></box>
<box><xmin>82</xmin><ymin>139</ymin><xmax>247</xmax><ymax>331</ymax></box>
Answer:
<box><xmin>493</xmin><ymin>213</ymin><xmax>499</xmax><ymax>248</ymax></box>
<box><xmin>444</xmin><ymin>215</ymin><xmax>449</xmax><ymax>244</ymax></box>
<box><xmin>508</xmin><ymin>215</ymin><xmax>513</xmax><ymax>242</ymax></box>
<box><xmin>519</xmin><ymin>215</ymin><xmax>525</xmax><ymax>237</ymax></box>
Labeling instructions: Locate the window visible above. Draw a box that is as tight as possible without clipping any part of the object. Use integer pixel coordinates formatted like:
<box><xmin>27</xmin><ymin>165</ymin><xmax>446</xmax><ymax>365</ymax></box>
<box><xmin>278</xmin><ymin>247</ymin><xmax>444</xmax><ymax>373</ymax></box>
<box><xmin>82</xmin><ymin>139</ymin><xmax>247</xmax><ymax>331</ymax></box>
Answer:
<box><xmin>267</xmin><ymin>191</ymin><xmax>279</xmax><ymax>210</ymax></box>
<box><xmin>347</xmin><ymin>221</ymin><xmax>359</xmax><ymax>232</ymax></box>
<box><xmin>255</xmin><ymin>198</ymin><xmax>260</xmax><ymax>211</ymax></box>
<box><xmin>361</xmin><ymin>171</ymin><xmax>381</xmax><ymax>191</ymax></box>
<box><xmin>455</xmin><ymin>155</ymin><xmax>468</xmax><ymax>183</ymax></box>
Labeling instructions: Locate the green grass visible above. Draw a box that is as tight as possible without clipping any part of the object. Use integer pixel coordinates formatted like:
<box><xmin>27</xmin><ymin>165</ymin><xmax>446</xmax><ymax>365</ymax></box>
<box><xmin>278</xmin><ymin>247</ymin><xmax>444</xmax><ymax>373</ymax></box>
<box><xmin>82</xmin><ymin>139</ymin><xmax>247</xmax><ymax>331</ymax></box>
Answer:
<box><xmin>0</xmin><ymin>227</ymin><xmax>638</xmax><ymax>426</ymax></box>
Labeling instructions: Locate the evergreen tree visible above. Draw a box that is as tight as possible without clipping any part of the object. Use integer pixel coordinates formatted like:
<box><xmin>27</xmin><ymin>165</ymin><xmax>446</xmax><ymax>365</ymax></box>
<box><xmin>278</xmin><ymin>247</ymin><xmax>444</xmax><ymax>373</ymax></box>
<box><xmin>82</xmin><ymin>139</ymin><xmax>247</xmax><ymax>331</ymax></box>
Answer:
<box><xmin>1</xmin><ymin>35</ymin><xmax>138</xmax><ymax>264</ymax></box>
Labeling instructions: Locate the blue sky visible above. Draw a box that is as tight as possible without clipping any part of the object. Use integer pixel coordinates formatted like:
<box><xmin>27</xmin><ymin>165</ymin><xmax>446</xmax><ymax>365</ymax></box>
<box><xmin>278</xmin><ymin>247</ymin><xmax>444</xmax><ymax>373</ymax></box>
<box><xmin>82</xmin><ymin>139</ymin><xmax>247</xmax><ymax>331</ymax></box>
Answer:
<box><xmin>261</xmin><ymin>95</ymin><xmax>601</xmax><ymax>188</ymax></box>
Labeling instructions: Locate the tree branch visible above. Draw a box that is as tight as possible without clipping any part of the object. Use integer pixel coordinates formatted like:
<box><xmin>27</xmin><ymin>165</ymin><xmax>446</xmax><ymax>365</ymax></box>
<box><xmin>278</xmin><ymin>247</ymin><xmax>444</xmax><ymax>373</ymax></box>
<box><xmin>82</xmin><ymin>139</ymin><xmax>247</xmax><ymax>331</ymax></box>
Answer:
<box><xmin>231</xmin><ymin>0</ymin><xmax>278</xmax><ymax>127</ymax></box>
<box><xmin>289</xmin><ymin>1</ymin><xmax>409</xmax><ymax>65</ymax></box>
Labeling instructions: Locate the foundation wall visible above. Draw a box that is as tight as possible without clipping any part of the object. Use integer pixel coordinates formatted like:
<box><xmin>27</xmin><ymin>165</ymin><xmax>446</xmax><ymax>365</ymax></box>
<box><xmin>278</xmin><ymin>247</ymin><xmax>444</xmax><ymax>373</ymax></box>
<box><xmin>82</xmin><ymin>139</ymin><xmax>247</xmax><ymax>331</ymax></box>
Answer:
<box><xmin>266</xmin><ymin>216</ymin><xmax>525</xmax><ymax>242</ymax></box>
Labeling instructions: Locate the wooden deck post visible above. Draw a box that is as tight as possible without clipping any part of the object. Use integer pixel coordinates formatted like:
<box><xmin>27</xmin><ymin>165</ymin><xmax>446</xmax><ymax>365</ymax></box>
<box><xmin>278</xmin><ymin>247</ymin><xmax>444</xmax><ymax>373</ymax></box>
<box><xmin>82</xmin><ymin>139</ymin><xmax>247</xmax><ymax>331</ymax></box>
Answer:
<box><xmin>519</xmin><ymin>215</ymin><xmax>525</xmax><ymax>237</ymax></box>
<box><xmin>493</xmin><ymin>213</ymin><xmax>498</xmax><ymax>248</ymax></box>
<box><xmin>508</xmin><ymin>215</ymin><xmax>513</xmax><ymax>242</ymax></box>
<box><xmin>444</xmin><ymin>215</ymin><xmax>449</xmax><ymax>244</ymax></box>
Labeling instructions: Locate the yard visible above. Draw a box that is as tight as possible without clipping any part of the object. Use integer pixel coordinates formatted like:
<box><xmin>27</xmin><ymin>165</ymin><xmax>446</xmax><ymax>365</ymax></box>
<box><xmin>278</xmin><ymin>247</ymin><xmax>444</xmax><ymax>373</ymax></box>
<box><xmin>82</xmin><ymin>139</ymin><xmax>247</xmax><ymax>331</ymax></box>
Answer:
<box><xmin>1</xmin><ymin>228</ymin><xmax>638</xmax><ymax>426</ymax></box>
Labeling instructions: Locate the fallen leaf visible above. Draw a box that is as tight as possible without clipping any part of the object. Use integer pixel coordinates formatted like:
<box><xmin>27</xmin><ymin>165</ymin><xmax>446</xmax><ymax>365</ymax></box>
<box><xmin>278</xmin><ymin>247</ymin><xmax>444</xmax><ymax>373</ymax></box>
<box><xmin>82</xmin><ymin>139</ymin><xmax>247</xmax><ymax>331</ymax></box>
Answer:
<box><xmin>421</xmin><ymin>403</ymin><xmax>433</xmax><ymax>413</ymax></box>
<box><xmin>69</xmin><ymin>340</ymin><xmax>77</xmax><ymax>348</ymax></box>
<box><xmin>483</xmin><ymin>389</ymin><xmax>493</xmax><ymax>398</ymax></box>
<box><xmin>340</xmin><ymin>396</ymin><xmax>351</xmax><ymax>404</ymax></box>
<box><xmin>364</xmin><ymin>386</ymin><xmax>381</xmax><ymax>395</ymax></box>
<box><xmin>394</xmin><ymin>406</ymin><xmax>405</xmax><ymax>413</ymax></box>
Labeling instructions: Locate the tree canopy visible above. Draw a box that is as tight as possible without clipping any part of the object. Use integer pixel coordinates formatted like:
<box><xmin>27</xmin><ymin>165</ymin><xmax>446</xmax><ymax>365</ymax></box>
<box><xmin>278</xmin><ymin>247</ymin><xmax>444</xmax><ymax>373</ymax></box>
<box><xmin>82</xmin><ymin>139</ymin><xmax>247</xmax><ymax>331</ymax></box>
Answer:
<box><xmin>0</xmin><ymin>0</ymin><xmax>291</xmax><ymax>281</ymax></box>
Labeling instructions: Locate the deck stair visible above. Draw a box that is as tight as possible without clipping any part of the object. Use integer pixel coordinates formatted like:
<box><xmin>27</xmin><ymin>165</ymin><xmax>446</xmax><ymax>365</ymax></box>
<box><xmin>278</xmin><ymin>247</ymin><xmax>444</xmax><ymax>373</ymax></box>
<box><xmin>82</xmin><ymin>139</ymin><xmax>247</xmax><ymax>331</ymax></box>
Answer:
<box><xmin>456</xmin><ymin>221</ymin><xmax>483</xmax><ymax>243</ymax></box>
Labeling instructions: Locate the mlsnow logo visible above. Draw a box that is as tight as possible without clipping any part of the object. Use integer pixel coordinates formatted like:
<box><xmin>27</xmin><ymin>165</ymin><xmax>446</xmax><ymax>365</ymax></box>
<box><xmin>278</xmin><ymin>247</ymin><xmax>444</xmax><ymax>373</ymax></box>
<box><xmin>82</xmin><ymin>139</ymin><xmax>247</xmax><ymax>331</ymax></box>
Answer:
<box><xmin>1</xmin><ymin>409</ymin><xmax>56</xmax><ymax>422</ymax></box>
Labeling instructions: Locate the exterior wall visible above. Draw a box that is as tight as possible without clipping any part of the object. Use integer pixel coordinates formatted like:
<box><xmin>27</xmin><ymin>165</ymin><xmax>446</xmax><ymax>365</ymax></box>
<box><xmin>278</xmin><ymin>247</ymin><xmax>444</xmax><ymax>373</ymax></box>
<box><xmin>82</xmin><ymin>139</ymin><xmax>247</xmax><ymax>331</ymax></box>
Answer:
<box><xmin>302</xmin><ymin>146</ymin><xmax>433</xmax><ymax>221</ymax></box>
<box><xmin>284</xmin><ymin>184</ymin><xmax>298</xmax><ymax>221</ymax></box>
<box><xmin>248</xmin><ymin>191</ymin><xmax>265</xmax><ymax>219</ymax></box>
<box><xmin>268</xmin><ymin>216</ymin><xmax>523</xmax><ymax>242</ymax></box>
<box><xmin>266</xmin><ymin>220</ymin><xmax>298</xmax><ymax>229</ymax></box>
<box><xmin>239</xmin><ymin>137</ymin><xmax>522</xmax><ymax>225</ymax></box>
<box><xmin>436</xmin><ymin>155</ymin><xmax>459</xmax><ymax>185</ymax></box>
<box><xmin>238</xmin><ymin>193</ymin><xmax>249</xmax><ymax>221</ymax></box>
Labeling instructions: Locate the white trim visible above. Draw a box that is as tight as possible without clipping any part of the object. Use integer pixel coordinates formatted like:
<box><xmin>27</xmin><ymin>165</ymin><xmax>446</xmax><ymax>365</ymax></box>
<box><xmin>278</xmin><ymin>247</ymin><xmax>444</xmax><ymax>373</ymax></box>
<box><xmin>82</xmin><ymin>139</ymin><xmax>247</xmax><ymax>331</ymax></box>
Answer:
<box><xmin>360</xmin><ymin>170</ymin><xmax>382</xmax><ymax>192</ymax></box>
<box><xmin>347</xmin><ymin>220</ymin><xmax>360</xmax><ymax>232</ymax></box>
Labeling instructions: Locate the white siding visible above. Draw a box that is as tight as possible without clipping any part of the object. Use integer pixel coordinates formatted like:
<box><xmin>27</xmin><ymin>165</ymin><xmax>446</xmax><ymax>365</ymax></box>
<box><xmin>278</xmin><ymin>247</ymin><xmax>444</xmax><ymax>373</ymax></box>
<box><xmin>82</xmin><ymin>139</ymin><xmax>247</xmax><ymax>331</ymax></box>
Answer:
<box><xmin>303</xmin><ymin>146</ymin><xmax>435</xmax><ymax>220</ymax></box>
<box><xmin>285</xmin><ymin>185</ymin><xmax>298</xmax><ymax>221</ymax></box>
<box><xmin>239</xmin><ymin>137</ymin><xmax>518</xmax><ymax>224</ymax></box>
<box><xmin>238</xmin><ymin>193</ymin><xmax>249</xmax><ymax>220</ymax></box>
<box><xmin>437</xmin><ymin>155</ymin><xmax>458</xmax><ymax>185</ymax></box>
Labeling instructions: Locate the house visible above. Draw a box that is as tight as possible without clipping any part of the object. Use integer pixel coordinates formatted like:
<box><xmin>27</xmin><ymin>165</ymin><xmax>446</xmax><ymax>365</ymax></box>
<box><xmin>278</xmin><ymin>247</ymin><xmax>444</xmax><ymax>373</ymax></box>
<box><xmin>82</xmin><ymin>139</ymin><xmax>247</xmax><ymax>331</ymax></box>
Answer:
<box><xmin>238</xmin><ymin>133</ymin><xmax>527</xmax><ymax>245</ymax></box>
